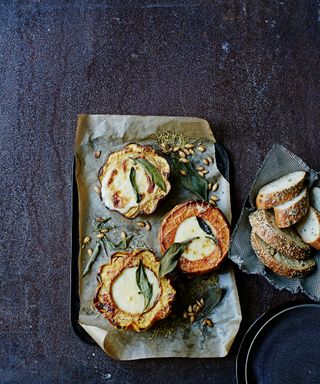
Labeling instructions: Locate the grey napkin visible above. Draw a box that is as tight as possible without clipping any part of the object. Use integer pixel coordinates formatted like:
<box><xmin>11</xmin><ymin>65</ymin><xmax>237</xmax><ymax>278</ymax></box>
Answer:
<box><xmin>229</xmin><ymin>144</ymin><xmax>320</xmax><ymax>301</ymax></box>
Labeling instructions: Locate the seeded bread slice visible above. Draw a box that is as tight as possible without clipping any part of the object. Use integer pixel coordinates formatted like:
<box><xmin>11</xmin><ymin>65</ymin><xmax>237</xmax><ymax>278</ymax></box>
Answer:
<box><xmin>310</xmin><ymin>187</ymin><xmax>320</xmax><ymax>212</ymax></box>
<box><xmin>296</xmin><ymin>207</ymin><xmax>320</xmax><ymax>250</ymax></box>
<box><xmin>249</xmin><ymin>209</ymin><xmax>311</xmax><ymax>260</ymax></box>
<box><xmin>251</xmin><ymin>232</ymin><xmax>316</xmax><ymax>278</ymax></box>
<box><xmin>256</xmin><ymin>171</ymin><xmax>306</xmax><ymax>209</ymax></box>
<box><xmin>274</xmin><ymin>188</ymin><xmax>309</xmax><ymax>228</ymax></box>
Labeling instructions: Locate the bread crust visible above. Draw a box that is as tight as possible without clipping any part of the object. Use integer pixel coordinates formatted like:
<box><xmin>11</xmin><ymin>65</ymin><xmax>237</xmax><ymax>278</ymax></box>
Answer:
<box><xmin>94</xmin><ymin>249</ymin><xmax>176</xmax><ymax>332</ymax></box>
<box><xmin>256</xmin><ymin>174</ymin><xmax>305</xmax><ymax>209</ymax></box>
<box><xmin>274</xmin><ymin>189</ymin><xmax>309</xmax><ymax>228</ymax></box>
<box><xmin>249</xmin><ymin>209</ymin><xmax>311</xmax><ymax>260</ymax></box>
<box><xmin>250</xmin><ymin>232</ymin><xmax>315</xmax><ymax>278</ymax></box>
<box><xmin>159</xmin><ymin>201</ymin><xmax>230</xmax><ymax>275</ymax></box>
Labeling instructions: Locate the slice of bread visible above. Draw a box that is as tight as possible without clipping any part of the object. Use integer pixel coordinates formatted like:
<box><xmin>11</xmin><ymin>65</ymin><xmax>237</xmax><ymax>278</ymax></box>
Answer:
<box><xmin>256</xmin><ymin>171</ymin><xmax>306</xmax><ymax>209</ymax></box>
<box><xmin>251</xmin><ymin>232</ymin><xmax>316</xmax><ymax>278</ymax></box>
<box><xmin>310</xmin><ymin>187</ymin><xmax>320</xmax><ymax>212</ymax></box>
<box><xmin>296</xmin><ymin>207</ymin><xmax>320</xmax><ymax>250</ymax></box>
<box><xmin>274</xmin><ymin>188</ymin><xmax>309</xmax><ymax>228</ymax></box>
<box><xmin>249</xmin><ymin>209</ymin><xmax>311</xmax><ymax>260</ymax></box>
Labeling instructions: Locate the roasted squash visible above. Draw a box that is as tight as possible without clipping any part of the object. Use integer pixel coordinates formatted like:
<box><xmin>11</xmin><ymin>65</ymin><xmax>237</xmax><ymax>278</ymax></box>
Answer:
<box><xmin>159</xmin><ymin>201</ymin><xmax>230</xmax><ymax>275</ymax></box>
<box><xmin>98</xmin><ymin>143</ymin><xmax>171</xmax><ymax>218</ymax></box>
<box><xmin>94</xmin><ymin>249</ymin><xmax>176</xmax><ymax>332</ymax></box>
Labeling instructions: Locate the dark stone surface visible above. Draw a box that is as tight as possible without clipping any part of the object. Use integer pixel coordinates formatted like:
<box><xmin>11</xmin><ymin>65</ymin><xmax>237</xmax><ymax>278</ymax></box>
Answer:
<box><xmin>1</xmin><ymin>1</ymin><xmax>319</xmax><ymax>383</ymax></box>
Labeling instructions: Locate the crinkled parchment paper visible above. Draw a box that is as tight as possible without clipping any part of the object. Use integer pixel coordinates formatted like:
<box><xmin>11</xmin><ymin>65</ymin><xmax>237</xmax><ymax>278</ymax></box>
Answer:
<box><xmin>229</xmin><ymin>144</ymin><xmax>320</xmax><ymax>301</ymax></box>
<box><xmin>75</xmin><ymin>115</ymin><xmax>242</xmax><ymax>359</ymax></box>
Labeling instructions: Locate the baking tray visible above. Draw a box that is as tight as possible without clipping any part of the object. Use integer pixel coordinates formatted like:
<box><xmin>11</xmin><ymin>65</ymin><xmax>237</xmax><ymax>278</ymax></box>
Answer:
<box><xmin>70</xmin><ymin>142</ymin><xmax>230</xmax><ymax>344</ymax></box>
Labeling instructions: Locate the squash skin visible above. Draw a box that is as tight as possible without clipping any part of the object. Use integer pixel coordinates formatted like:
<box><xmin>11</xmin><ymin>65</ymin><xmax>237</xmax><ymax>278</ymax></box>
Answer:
<box><xmin>98</xmin><ymin>143</ymin><xmax>171</xmax><ymax>219</ymax></box>
<box><xmin>94</xmin><ymin>249</ymin><xmax>176</xmax><ymax>332</ymax></box>
<box><xmin>159</xmin><ymin>201</ymin><xmax>230</xmax><ymax>275</ymax></box>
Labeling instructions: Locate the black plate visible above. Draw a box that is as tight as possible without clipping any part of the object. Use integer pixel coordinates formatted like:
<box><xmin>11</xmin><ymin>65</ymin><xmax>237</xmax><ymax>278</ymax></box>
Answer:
<box><xmin>70</xmin><ymin>143</ymin><xmax>230</xmax><ymax>344</ymax></box>
<box><xmin>236</xmin><ymin>302</ymin><xmax>320</xmax><ymax>384</ymax></box>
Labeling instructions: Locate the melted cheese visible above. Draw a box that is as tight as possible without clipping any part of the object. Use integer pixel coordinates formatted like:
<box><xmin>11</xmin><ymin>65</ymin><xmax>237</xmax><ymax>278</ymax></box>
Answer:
<box><xmin>101</xmin><ymin>157</ymin><xmax>155</xmax><ymax>214</ymax></box>
<box><xmin>174</xmin><ymin>216</ymin><xmax>216</xmax><ymax>261</ymax></box>
<box><xmin>111</xmin><ymin>266</ymin><xmax>160</xmax><ymax>314</ymax></box>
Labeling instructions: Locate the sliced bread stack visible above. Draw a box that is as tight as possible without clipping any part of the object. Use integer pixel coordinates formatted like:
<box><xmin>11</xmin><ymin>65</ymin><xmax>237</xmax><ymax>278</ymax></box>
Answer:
<box><xmin>256</xmin><ymin>171</ymin><xmax>309</xmax><ymax>228</ymax></box>
<box><xmin>296</xmin><ymin>187</ymin><xmax>320</xmax><ymax>250</ymax></box>
<box><xmin>249</xmin><ymin>210</ymin><xmax>315</xmax><ymax>278</ymax></box>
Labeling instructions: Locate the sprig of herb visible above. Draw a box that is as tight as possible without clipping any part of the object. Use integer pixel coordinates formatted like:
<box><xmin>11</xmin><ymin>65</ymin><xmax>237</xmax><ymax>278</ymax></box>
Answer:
<box><xmin>196</xmin><ymin>217</ymin><xmax>217</xmax><ymax>244</ymax></box>
<box><xmin>159</xmin><ymin>238</ymin><xmax>199</xmax><ymax>278</ymax></box>
<box><xmin>171</xmin><ymin>154</ymin><xmax>208</xmax><ymax>201</ymax></box>
<box><xmin>135</xmin><ymin>158</ymin><xmax>167</xmax><ymax>192</ymax></box>
<box><xmin>129</xmin><ymin>167</ymin><xmax>141</xmax><ymax>203</ymax></box>
<box><xmin>82</xmin><ymin>242</ymin><xmax>101</xmax><ymax>276</ymax></box>
<box><xmin>136</xmin><ymin>259</ymin><xmax>153</xmax><ymax>311</ymax></box>
<box><xmin>105</xmin><ymin>235</ymin><xmax>133</xmax><ymax>251</ymax></box>
<box><xmin>94</xmin><ymin>217</ymin><xmax>112</xmax><ymax>231</ymax></box>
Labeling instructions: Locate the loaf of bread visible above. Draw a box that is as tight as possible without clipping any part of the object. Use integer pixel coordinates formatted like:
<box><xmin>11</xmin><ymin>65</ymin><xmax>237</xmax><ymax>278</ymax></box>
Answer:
<box><xmin>256</xmin><ymin>171</ymin><xmax>306</xmax><ymax>209</ymax></box>
<box><xmin>274</xmin><ymin>188</ymin><xmax>309</xmax><ymax>228</ymax></box>
<box><xmin>250</xmin><ymin>232</ymin><xmax>316</xmax><ymax>278</ymax></box>
<box><xmin>249</xmin><ymin>209</ymin><xmax>311</xmax><ymax>260</ymax></box>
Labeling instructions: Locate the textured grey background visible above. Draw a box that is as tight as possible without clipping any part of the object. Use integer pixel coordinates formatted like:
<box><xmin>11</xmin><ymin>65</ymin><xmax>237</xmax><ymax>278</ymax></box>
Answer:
<box><xmin>1</xmin><ymin>1</ymin><xmax>319</xmax><ymax>383</ymax></box>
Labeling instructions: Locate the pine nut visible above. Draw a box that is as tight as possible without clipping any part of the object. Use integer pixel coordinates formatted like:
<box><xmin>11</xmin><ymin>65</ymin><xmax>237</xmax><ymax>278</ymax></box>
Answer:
<box><xmin>137</xmin><ymin>221</ymin><xmax>146</xmax><ymax>227</ymax></box>
<box><xmin>189</xmin><ymin>148</ymin><xmax>195</xmax><ymax>155</ymax></box>
<box><xmin>183</xmin><ymin>311</ymin><xmax>188</xmax><ymax>319</ymax></box>
<box><xmin>87</xmin><ymin>248</ymin><xmax>93</xmax><ymax>256</ymax></box>
<box><xmin>179</xmin><ymin>158</ymin><xmax>189</xmax><ymax>163</ymax></box>
<box><xmin>94</xmin><ymin>186</ymin><xmax>101</xmax><ymax>194</ymax></box>
<box><xmin>96</xmin><ymin>233</ymin><xmax>104</xmax><ymax>239</ymax></box>
<box><xmin>202</xmin><ymin>169</ymin><xmax>209</xmax><ymax>174</ymax></box>
<box><xmin>212</xmin><ymin>183</ymin><xmax>219</xmax><ymax>192</ymax></box>
<box><xmin>210</xmin><ymin>195</ymin><xmax>219</xmax><ymax>201</ymax></box>
<box><xmin>94</xmin><ymin>150</ymin><xmax>101</xmax><ymax>158</ymax></box>
<box><xmin>180</xmin><ymin>170</ymin><xmax>187</xmax><ymax>176</ymax></box>
<box><xmin>178</xmin><ymin>151</ymin><xmax>186</xmax><ymax>158</ymax></box>
<box><xmin>190</xmin><ymin>315</ymin><xmax>196</xmax><ymax>324</ymax></box>
<box><xmin>208</xmin><ymin>182</ymin><xmax>213</xmax><ymax>190</ymax></box>
<box><xmin>173</xmin><ymin>146</ymin><xmax>180</xmax><ymax>152</ymax></box>
<box><xmin>100</xmin><ymin>228</ymin><xmax>109</xmax><ymax>233</ymax></box>
<box><xmin>83</xmin><ymin>236</ymin><xmax>91</xmax><ymax>244</ymax></box>
<box><xmin>185</xmin><ymin>143</ymin><xmax>195</xmax><ymax>149</ymax></box>
<box><xmin>197</xmin><ymin>145</ymin><xmax>206</xmax><ymax>152</ymax></box>
<box><xmin>196</xmin><ymin>166</ymin><xmax>204</xmax><ymax>171</ymax></box>
<box><xmin>145</xmin><ymin>222</ymin><xmax>151</xmax><ymax>231</ymax></box>
<box><xmin>198</xmin><ymin>171</ymin><xmax>204</xmax><ymax>177</ymax></box>
<box><xmin>121</xmin><ymin>231</ymin><xmax>126</xmax><ymax>240</ymax></box>
<box><xmin>203</xmin><ymin>158</ymin><xmax>209</xmax><ymax>166</ymax></box>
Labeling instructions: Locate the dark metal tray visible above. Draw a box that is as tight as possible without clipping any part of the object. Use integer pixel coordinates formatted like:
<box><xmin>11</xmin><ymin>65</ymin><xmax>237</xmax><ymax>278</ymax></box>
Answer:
<box><xmin>70</xmin><ymin>142</ymin><xmax>230</xmax><ymax>344</ymax></box>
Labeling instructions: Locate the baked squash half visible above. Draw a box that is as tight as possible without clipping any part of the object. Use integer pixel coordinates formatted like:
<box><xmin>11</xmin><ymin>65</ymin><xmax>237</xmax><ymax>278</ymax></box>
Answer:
<box><xmin>159</xmin><ymin>201</ymin><xmax>230</xmax><ymax>275</ymax></box>
<box><xmin>99</xmin><ymin>143</ymin><xmax>171</xmax><ymax>218</ymax></box>
<box><xmin>94</xmin><ymin>249</ymin><xmax>176</xmax><ymax>332</ymax></box>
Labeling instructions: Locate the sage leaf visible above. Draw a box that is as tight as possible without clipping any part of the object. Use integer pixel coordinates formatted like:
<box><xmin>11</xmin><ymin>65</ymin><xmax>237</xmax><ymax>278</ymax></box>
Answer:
<box><xmin>135</xmin><ymin>158</ymin><xmax>167</xmax><ymax>192</ymax></box>
<box><xmin>129</xmin><ymin>167</ymin><xmax>141</xmax><ymax>203</ymax></box>
<box><xmin>105</xmin><ymin>235</ymin><xmax>132</xmax><ymax>250</ymax></box>
<box><xmin>83</xmin><ymin>243</ymin><xmax>101</xmax><ymax>276</ymax></box>
<box><xmin>171</xmin><ymin>155</ymin><xmax>208</xmax><ymax>201</ymax></box>
<box><xmin>136</xmin><ymin>259</ymin><xmax>153</xmax><ymax>311</ymax></box>
<box><xmin>196</xmin><ymin>217</ymin><xmax>217</xmax><ymax>244</ymax></box>
<box><xmin>159</xmin><ymin>238</ymin><xmax>199</xmax><ymax>278</ymax></box>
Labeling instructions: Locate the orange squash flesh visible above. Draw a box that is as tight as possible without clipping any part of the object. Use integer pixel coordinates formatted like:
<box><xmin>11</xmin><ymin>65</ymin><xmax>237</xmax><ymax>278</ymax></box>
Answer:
<box><xmin>159</xmin><ymin>201</ymin><xmax>230</xmax><ymax>275</ymax></box>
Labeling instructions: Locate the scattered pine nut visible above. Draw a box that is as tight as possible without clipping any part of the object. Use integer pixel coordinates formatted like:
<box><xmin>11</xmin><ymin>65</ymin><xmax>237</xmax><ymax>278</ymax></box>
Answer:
<box><xmin>179</xmin><ymin>158</ymin><xmax>189</xmax><ymax>163</ymax></box>
<box><xmin>190</xmin><ymin>315</ymin><xmax>196</xmax><ymax>324</ymax></box>
<box><xmin>196</xmin><ymin>299</ymin><xmax>203</xmax><ymax>307</ymax></box>
<box><xmin>185</xmin><ymin>143</ymin><xmax>194</xmax><ymax>149</ymax></box>
<box><xmin>96</xmin><ymin>217</ymin><xmax>104</xmax><ymax>222</ymax></box>
<box><xmin>210</xmin><ymin>195</ymin><xmax>219</xmax><ymax>201</ymax></box>
<box><xmin>180</xmin><ymin>170</ymin><xmax>187</xmax><ymax>176</ymax></box>
<box><xmin>96</xmin><ymin>233</ymin><xmax>104</xmax><ymax>239</ymax></box>
<box><xmin>211</xmin><ymin>183</ymin><xmax>219</xmax><ymax>192</ymax></box>
<box><xmin>203</xmin><ymin>158</ymin><xmax>209</xmax><ymax>166</ymax></box>
<box><xmin>87</xmin><ymin>248</ymin><xmax>93</xmax><ymax>256</ymax></box>
<box><xmin>202</xmin><ymin>169</ymin><xmax>209</xmax><ymax>175</ymax></box>
<box><xmin>203</xmin><ymin>318</ymin><xmax>214</xmax><ymax>327</ymax></box>
<box><xmin>100</xmin><ymin>228</ymin><xmax>109</xmax><ymax>233</ymax></box>
<box><xmin>183</xmin><ymin>148</ymin><xmax>190</xmax><ymax>155</ymax></box>
<box><xmin>173</xmin><ymin>146</ymin><xmax>180</xmax><ymax>152</ymax></box>
<box><xmin>83</xmin><ymin>236</ymin><xmax>91</xmax><ymax>244</ymax></box>
<box><xmin>137</xmin><ymin>221</ymin><xmax>146</xmax><ymax>228</ymax></box>
<box><xmin>196</xmin><ymin>166</ymin><xmax>204</xmax><ymax>171</ymax></box>
<box><xmin>145</xmin><ymin>222</ymin><xmax>151</xmax><ymax>231</ymax></box>
<box><xmin>208</xmin><ymin>182</ymin><xmax>213</xmax><ymax>191</ymax></box>
<box><xmin>189</xmin><ymin>148</ymin><xmax>195</xmax><ymax>155</ymax></box>
<box><xmin>197</xmin><ymin>145</ymin><xmax>206</xmax><ymax>152</ymax></box>
<box><xmin>198</xmin><ymin>171</ymin><xmax>205</xmax><ymax>177</ymax></box>
<box><xmin>183</xmin><ymin>311</ymin><xmax>188</xmax><ymax>319</ymax></box>
<box><xmin>188</xmin><ymin>305</ymin><xmax>193</xmax><ymax>313</ymax></box>
<box><xmin>121</xmin><ymin>231</ymin><xmax>126</xmax><ymax>240</ymax></box>
<box><xmin>178</xmin><ymin>150</ymin><xmax>186</xmax><ymax>158</ymax></box>
<box><xmin>206</xmin><ymin>156</ymin><xmax>213</xmax><ymax>163</ymax></box>
<box><xmin>200</xmin><ymin>298</ymin><xmax>205</xmax><ymax>306</ymax></box>
<box><xmin>94</xmin><ymin>150</ymin><xmax>101</xmax><ymax>159</ymax></box>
